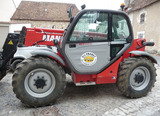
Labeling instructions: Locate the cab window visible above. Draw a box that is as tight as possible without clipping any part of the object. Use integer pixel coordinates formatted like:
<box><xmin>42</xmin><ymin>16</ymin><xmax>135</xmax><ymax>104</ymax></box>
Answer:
<box><xmin>69</xmin><ymin>11</ymin><xmax>108</xmax><ymax>42</ymax></box>
<box><xmin>112</xmin><ymin>14</ymin><xmax>130</xmax><ymax>41</ymax></box>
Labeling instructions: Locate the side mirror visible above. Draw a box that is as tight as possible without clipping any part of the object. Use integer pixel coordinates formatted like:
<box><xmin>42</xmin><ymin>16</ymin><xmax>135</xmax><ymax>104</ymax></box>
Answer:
<box><xmin>67</xmin><ymin>6</ymin><xmax>73</xmax><ymax>19</ymax></box>
<box><xmin>53</xmin><ymin>39</ymin><xmax>58</xmax><ymax>46</ymax></box>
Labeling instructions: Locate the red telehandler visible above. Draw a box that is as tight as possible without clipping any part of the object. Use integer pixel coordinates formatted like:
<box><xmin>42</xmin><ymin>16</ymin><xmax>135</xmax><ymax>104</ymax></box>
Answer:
<box><xmin>12</xmin><ymin>7</ymin><xmax>157</xmax><ymax>107</ymax></box>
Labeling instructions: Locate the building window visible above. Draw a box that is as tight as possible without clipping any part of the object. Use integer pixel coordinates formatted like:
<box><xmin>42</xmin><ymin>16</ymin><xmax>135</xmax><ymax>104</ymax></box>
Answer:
<box><xmin>140</xmin><ymin>13</ymin><xmax>145</xmax><ymax>24</ymax></box>
<box><xmin>137</xmin><ymin>32</ymin><xmax>145</xmax><ymax>39</ymax></box>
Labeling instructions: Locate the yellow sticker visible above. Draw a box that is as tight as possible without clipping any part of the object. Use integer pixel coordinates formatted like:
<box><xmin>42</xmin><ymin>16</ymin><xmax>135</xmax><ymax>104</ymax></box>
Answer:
<box><xmin>84</xmin><ymin>56</ymin><xmax>94</xmax><ymax>62</ymax></box>
<box><xmin>81</xmin><ymin>52</ymin><xmax>97</xmax><ymax>66</ymax></box>
<box><xmin>8</xmin><ymin>40</ymin><xmax>13</xmax><ymax>45</ymax></box>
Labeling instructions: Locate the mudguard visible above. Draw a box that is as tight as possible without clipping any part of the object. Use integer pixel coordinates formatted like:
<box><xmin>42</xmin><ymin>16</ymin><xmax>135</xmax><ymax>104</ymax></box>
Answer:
<box><xmin>31</xmin><ymin>50</ymin><xmax>65</xmax><ymax>66</ymax></box>
<box><xmin>129</xmin><ymin>51</ymin><xmax>157</xmax><ymax>63</ymax></box>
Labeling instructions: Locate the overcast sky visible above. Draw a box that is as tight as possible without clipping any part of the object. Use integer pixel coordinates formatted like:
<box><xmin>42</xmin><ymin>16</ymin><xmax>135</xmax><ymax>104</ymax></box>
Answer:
<box><xmin>15</xmin><ymin>0</ymin><xmax>124</xmax><ymax>10</ymax></box>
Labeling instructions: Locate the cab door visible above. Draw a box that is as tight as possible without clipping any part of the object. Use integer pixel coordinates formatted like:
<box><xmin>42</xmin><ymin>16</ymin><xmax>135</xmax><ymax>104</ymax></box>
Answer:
<box><xmin>62</xmin><ymin>10</ymin><xmax>132</xmax><ymax>74</ymax></box>
<box><xmin>63</xmin><ymin>11</ymin><xmax>110</xmax><ymax>74</ymax></box>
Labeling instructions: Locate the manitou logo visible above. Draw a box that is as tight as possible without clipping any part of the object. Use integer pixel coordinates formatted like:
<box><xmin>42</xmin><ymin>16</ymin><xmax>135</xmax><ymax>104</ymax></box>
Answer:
<box><xmin>42</xmin><ymin>35</ymin><xmax>61</xmax><ymax>41</ymax></box>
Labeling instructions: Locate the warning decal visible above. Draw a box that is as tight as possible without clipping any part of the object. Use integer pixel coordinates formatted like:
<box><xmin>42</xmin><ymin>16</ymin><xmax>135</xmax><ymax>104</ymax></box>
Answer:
<box><xmin>8</xmin><ymin>40</ymin><xmax>13</xmax><ymax>45</ymax></box>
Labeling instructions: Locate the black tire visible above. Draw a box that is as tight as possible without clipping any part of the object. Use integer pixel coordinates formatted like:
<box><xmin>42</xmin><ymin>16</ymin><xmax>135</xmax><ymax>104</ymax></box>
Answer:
<box><xmin>12</xmin><ymin>57</ymin><xmax>66</xmax><ymax>107</ymax></box>
<box><xmin>11</xmin><ymin>59</ymin><xmax>23</xmax><ymax>71</ymax></box>
<box><xmin>117</xmin><ymin>57</ymin><xmax>157</xmax><ymax>98</ymax></box>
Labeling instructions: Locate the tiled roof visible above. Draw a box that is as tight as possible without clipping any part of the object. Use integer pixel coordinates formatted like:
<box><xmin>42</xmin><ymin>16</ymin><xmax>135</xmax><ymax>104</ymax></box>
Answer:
<box><xmin>11</xmin><ymin>1</ymin><xmax>79</xmax><ymax>22</ymax></box>
<box><xmin>129</xmin><ymin>0</ymin><xmax>159</xmax><ymax>11</ymax></box>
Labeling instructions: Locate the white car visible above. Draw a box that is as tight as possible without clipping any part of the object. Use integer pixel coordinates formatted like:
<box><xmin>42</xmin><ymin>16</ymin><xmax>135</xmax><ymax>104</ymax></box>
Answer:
<box><xmin>11</xmin><ymin>46</ymin><xmax>57</xmax><ymax>71</ymax></box>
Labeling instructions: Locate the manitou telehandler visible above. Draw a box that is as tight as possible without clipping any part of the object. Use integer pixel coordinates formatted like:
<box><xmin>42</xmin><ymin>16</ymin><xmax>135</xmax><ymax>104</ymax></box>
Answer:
<box><xmin>12</xmin><ymin>6</ymin><xmax>157</xmax><ymax>107</ymax></box>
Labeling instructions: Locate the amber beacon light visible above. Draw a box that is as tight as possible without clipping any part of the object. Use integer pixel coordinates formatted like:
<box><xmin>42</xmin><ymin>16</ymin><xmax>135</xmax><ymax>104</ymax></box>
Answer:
<box><xmin>120</xmin><ymin>3</ymin><xmax>125</xmax><ymax>11</ymax></box>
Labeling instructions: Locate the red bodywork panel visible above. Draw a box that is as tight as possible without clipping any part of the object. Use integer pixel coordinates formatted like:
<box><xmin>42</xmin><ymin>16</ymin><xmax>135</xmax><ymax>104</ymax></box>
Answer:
<box><xmin>96</xmin><ymin>57</ymin><xmax>122</xmax><ymax>84</ymax></box>
<box><xmin>24</xmin><ymin>28</ymin><xmax>147</xmax><ymax>86</ymax></box>
<box><xmin>72</xmin><ymin>57</ymin><xmax>122</xmax><ymax>85</ymax></box>
<box><xmin>72</xmin><ymin>73</ymin><xmax>97</xmax><ymax>84</ymax></box>
<box><xmin>25</xmin><ymin>27</ymin><xmax>64</xmax><ymax>46</ymax></box>
<box><xmin>122</xmin><ymin>38</ymin><xmax>145</xmax><ymax>60</ymax></box>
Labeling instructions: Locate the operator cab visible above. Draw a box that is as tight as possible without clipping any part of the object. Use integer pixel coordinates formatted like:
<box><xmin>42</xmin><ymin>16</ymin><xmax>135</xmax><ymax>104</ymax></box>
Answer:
<box><xmin>60</xmin><ymin>9</ymin><xmax>133</xmax><ymax>74</ymax></box>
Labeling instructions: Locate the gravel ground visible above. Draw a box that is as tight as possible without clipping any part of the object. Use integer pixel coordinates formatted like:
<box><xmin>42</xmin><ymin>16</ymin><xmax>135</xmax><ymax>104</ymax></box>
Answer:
<box><xmin>0</xmin><ymin>65</ymin><xmax>160</xmax><ymax>116</ymax></box>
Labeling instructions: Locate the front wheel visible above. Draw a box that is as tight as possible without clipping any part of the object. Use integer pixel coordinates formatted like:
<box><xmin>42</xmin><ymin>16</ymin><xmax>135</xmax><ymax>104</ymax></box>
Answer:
<box><xmin>117</xmin><ymin>57</ymin><xmax>157</xmax><ymax>98</ymax></box>
<box><xmin>12</xmin><ymin>57</ymin><xmax>66</xmax><ymax>107</ymax></box>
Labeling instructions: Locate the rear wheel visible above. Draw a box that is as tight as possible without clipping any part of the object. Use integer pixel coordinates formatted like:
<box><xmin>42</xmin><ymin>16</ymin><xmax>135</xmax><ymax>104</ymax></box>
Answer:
<box><xmin>12</xmin><ymin>57</ymin><xmax>66</xmax><ymax>107</ymax></box>
<box><xmin>117</xmin><ymin>57</ymin><xmax>156</xmax><ymax>98</ymax></box>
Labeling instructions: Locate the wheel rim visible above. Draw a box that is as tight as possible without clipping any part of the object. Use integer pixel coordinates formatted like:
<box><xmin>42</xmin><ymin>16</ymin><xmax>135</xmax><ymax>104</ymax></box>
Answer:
<box><xmin>130</xmin><ymin>66</ymin><xmax>150</xmax><ymax>91</ymax></box>
<box><xmin>24</xmin><ymin>68</ymin><xmax>56</xmax><ymax>98</ymax></box>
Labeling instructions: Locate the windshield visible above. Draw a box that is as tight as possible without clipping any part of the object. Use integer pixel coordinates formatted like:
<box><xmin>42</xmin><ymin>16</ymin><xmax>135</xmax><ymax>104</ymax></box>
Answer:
<box><xmin>70</xmin><ymin>11</ymin><xmax>108</xmax><ymax>42</ymax></box>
